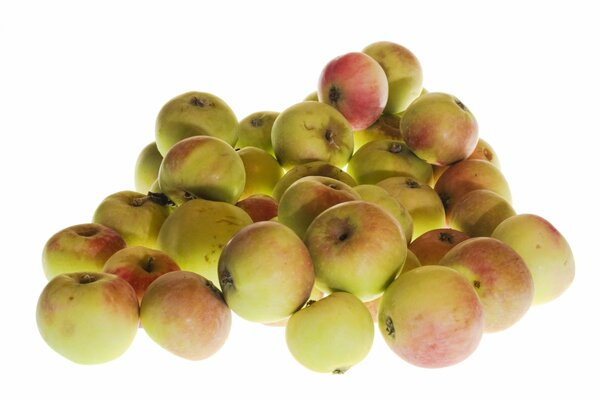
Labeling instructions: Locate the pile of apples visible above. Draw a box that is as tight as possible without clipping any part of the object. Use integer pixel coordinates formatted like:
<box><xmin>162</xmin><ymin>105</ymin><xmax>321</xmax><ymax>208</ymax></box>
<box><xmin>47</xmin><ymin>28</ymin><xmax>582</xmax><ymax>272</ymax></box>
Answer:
<box><xmin>36</xmin><ymin>41</ymin><xmax>576</xmax><ymax>373</ymax></box>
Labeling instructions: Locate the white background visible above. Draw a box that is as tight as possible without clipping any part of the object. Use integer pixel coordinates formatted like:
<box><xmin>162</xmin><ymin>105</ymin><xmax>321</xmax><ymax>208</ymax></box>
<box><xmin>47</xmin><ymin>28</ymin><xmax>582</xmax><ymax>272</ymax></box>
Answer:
<box><xmin>1</xmin><ymin>1</ymin><xmax>598</xmax><ymax>398</ymax></box>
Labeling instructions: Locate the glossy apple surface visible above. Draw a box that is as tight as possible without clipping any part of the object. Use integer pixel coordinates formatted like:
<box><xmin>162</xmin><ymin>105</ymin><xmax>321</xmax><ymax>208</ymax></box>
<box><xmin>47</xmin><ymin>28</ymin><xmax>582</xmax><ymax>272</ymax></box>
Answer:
<box><xmin>134</xmin><ymin>142</ymin><xmax>163</xmax><ymax>194</ymax></box>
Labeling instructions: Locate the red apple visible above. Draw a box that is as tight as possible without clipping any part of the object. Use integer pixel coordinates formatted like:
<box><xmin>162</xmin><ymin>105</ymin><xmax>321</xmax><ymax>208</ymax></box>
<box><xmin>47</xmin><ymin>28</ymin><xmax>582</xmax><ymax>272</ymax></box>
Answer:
<box><xmin>235</xmin><ymin>194</ymin><xmax>279</xmax><ymax>222</ymax></box>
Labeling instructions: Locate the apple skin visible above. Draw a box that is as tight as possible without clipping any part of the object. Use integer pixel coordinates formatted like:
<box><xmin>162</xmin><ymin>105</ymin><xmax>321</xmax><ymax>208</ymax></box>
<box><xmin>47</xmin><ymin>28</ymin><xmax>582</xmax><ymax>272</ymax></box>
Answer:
<box><xmin>286</xmin><ymin>291</ymin><xmax>374</xmax><ymax>374</ymax></box>
<box><xmin>448</xmin><ymin>189</ymin><xmax>516</xmax><ymax>237</ymax></box>
<box><xmin>155</xmin><ymin>91</ymin><xmax>238</xmax><ymax>156</ymax></box>
<box><xmin>42</xmin><ymin>223</ymin><xmax>127</xmax><ymax>280</ymax></box>
<box><xmin>140</xmin><ymin>271</ymin><xmax>231</xmax><ymax>361</ymax></box>
<box><xmin>278</xmin><ymin>176</ymin><xmax>360</xmax><ymax>238</ymax></box>
<box><xmin>272</xmin><ymin>160</ymin><xmax>357</xmax><ymax>202</ymax></box>
<box><xmin>363</xmin><ymin>41</ymin><xmax>423</xmax><ymax>114</ymax></box>
<box><xmin>236</xmin><ymin>146</ymin><xmax>283</xmax><ymax>200</ymax></box>
<box><xmin>304</xmin><ymin>200</ymin><xmax>407</xmax><ymax>301</ymax></box>
<box><xmin>318</xmin><ymin>52</ymin><xmax>388</xmax><ymax>130</ymax></box>
<box><xmin>408</xmin><ymin>228</ymin><xmax>470</xmax><ymax>266</ymax></box>
<box><xmin>377</xmin><ymin>176</ymin><xmax>446</xmax><ymax>239</ymax></box>
<box><xmin>102</xmin><ymin>246</ymin><xmax>181</xmax><ymax>304</ymax></box>
<box><xmin>353</xmin><ymin>184</ymin><xmax>413</xmax><ymax>243</ymax></box>
<box><xmin>434</xmin><ymin>159</ymin><xmax>512</xmax><ymax>217</ymax></box>
<box><xmin>353</xmin><ymin>113</ymin><xmax>403</xmax><ymax>152</ymax></box>
<box><xmin>218</xmin><ymin>221</ymin><xmax>315</xmax><ymax>323</ymax></box>
<box><xmin>378</xmin><ymin>265</ymin><xmax>484</xmax><ymax>368</ymax></box>
<box><xmin>92</xmin><ymin>190</ymin><xmax>170</xmax><ymax>248</ymax></box>
<box><xmin>401</xmin><ymin>92</ymin><xmax>479</xmax><ymax>166</ymax></box>
<box><xmin>491</xmin><ymin>214</ymin><xmax>576</xmax><ymax>305</ymax></box>
<box><xmin>432</xmin><ymin>137</ymin><xmax>502</xmax><ymax>184</ymax></box>
<box><xmin>235</xmin><ymin>194</ymin><xmax>278</xmax><ymax>222</ymax></box>
<box><xmin>134</xmin><ymin>142</ymin><xmax>163</xmax><ymax>194</ymax></box>
<box><xmin>156</xmin><ymin>199</ymin><xmax>253</xmax><ymax>284</ymax></box>
<box><xmin>439</xmin><ymin>237</ymin><xmax>534</xmax><ymax>332</ymax></box>
<box><xmin>36</xmin><ymin>272</ymin><xmax>139</xmax><ymax>364</ymax></box>
<box><xmin>235</xmin><ymin>111</ymin><xmax>279</xmax><ymax>155</ymax></box>
<box><xmin>347</xmin><ymin>139</ymin><xmax>433</xmax><ymax>185</ymax></box>
<box><xmin>158</xmin><ymin>135</ymin><xmax>246</xmax><ymax>205</ymax></box>
<box><xmin>271</xmin><ymin>101</ymin><xmax>354</xmax><ymax>169</ymax></box>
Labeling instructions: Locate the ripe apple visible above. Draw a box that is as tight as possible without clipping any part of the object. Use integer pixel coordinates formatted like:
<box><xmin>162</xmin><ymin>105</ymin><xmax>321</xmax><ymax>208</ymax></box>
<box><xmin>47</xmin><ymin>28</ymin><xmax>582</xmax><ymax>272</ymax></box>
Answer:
<box><xmin>102</xmin><ymin>246</ymin><xmax>181</xmax><ymax>304</ymax></box>
<box><xmin>156</xmin><ymin>199</ymin><xmax>253</xmax><ymax>284</ymax></box>
<box><xmin>155</xmin><ymin>91</ymin><xmax>238</xmax><ymax>155</ymax></box>
<box><xmin>378</xmin><ymin>265</ymin><xmax>484</xmax><ymax>368</ymax></box>
<box><xmin>304</xmin><ymin>200</ymin><xmax>407</xmax><ymax>301</ymax></box>
<box><xmin>237</xmin><ymin>146</ymin><xmax>283</xmax><ymax>200</ymax></box>
<box><xmin>42</xmin><ymin>223</ymin><xmax>126</xmax><ymax>280</ymax></box>
<box><xmin>353</xmin><ymin>113</ymin><xmax>403</xmax><ymax>152</ymax></box>
<box><xmin>401</xmin><ymin>92</ymin><xmax>479</xmax><ymax>166</ymax></box>
<box><xmin>491</xmin><ymin>214</ymin><xmax>576</xmax><ymax>305</ymax></box>
<box><xmin>134</xmin><ymin>142</ymin><xmax>163</xmax><ymax>194</ymax></box>
<box><xmin>439</xmin><ymin>237</ymin><xmax>534</xmax><ymax>332</ymax></box>
<box><xmin>235</xmin><ymin>194</ymin><xmax>278</xmax><ymax>222</ymax></box>
<box><xmin>448</xmin><ymin>189</ymin><xmax>516</xmax><ymax>237</ymax></box>
<box><xmin>377</xmin><ymin>176</ymin><xmax>446</xmax><ymax>239</ymax></box>
<box><xmin>278</xmin><ymin>176</ymin><xmax>360</xmax><ymax>238</ymax></box>
<box><xmin>286</xmin><ymin>291</ymin><xmax>374</xmax><ymax>373</ymax></box>
<box><xmin>272</xmin><ymin>160</ymin><xmax>357</xmax><ymax>202</ymax></box>
<box><xmin>140</xmin><ymin>271</ymin><xmax>231</xmax><ymax>360</ymax></box>
<box><xmin>218</xmin><ymin>221</ymin><xmax>314</xmax><ymax>323</ymax></box>
<box><xmin>271</xmin><ymin>101</ymin><xmax>354</xmax><ymax>169</ymax></box>
<box><xmin>347</xmin><ymin>139</ymin><xmax>433</xmax><ymax>185</ymax></box>
<box><xmin>158</xmin><ymin>135</ymin><xmax>246</xmax><ymax>205</ymax></box>
<box><xmin>431</xmin><ymin>137</ymin><xmax>501</xmax><ymax>183</ymax></box>
<box><xmin>235</xmin><ymin>111</ymin><xmax>279</xmax><ymax>155</ymax></box>
<box><xmin>92</xmin><ymin>190</ymin><xmax>170</xmax><ymax>248</ymax></box>
<box><xmin>318</xmin><ymin>52</ymin><xmax>388</xmax><ymax>130</ymax></box>
<box><xmin>408</xmin><ymin>228</ymin><xmax>470</xmax><ymax>266</ymax></box>
<box><xmin>363</xmin><ymin>41</ymin><xmax>423</xmax><ymax>114</ymax></box>
<box><xmin>36</xmin><ymin>272</ymin><xmax>139</xmax><ymax>364</ymax></box>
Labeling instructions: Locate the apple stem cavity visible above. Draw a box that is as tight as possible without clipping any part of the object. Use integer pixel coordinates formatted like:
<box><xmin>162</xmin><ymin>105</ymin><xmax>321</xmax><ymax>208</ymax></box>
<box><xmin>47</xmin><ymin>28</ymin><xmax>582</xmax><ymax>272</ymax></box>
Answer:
<box><xmin>76</xmin><ymin>227</ymin><xmax>99</xmax><ymax>237</ymax></box>
<box><xmin>388</xmin><ymin>142</ymin><xmax>403</xmax><ymax>154</ymax></box>
<box><xmin>144</xmin><ymin>257</ymin><xmax>154</xmax><ymax>273</ymax></box>
<box><xmin>79</xmin><ymin>274</ymin><xmax>97</xmax><ymax>284</ymax></box>
<box><xmin>190</xmin><ymin>96</ymin><xmax>214</xmax><ymax>108</ymax></box>
<box><xmin>148</xmin><ymin>192</ymin><xmax>176</xmax><ymax>207</ymax></box>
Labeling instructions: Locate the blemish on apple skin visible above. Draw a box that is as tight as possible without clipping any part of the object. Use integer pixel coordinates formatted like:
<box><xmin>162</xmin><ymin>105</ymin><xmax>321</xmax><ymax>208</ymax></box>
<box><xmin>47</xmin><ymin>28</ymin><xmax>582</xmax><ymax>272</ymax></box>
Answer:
<box><xmin>385</xmin><ymin>316</ymin><xmax>395</xmax><ymax>338</ymax></box>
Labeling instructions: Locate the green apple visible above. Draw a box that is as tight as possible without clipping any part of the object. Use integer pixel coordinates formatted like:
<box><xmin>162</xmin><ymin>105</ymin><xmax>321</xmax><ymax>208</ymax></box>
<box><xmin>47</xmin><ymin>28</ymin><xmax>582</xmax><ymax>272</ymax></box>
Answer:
<box><xmin>155</xmin><ymin>91</ymin><xmax>238</xmax><ymax>155</ymax></box>
<box><xmin>467</xmin><ymin>137</ymin><xmax>501</xmax><ymax>168</ymax></box>
<box><xmin>237</xmin><ymin>146</ymin><xmax>283</xmax><ymax>200</ymax></box>
<box><xmin>286</xmin><ymin>291</ymin><xmax>374</xmax><ymax>373</ymax></box>
<box><xmin>271</xmin><ymin>101</ymin><xmax>354</xmax><ymax>169</ymax></box>
<box><xmin>235</xmin><ymin>111</ymin><xmax>279</xmax><ymax>155</ymax></box>
<box><xmin>278</xmin><ymin>176</ymin><xmax>360</xmax><ymax>238</ymax></box>
<box><xmin>140</xmin><ymin>271</ymin><xmax>231</xmax><ymax>360</ymax></box>
<box><xmin>158</xmin><ymin>135</ymin><xmax>246</xmax><ymax>205</ymax></box>
<box><xmin>218</xmin><ymin>221</ymin><xmax>314</xmax><ymax>323</ymax></box>
<box><xmin>36</xmin><ymin>272</ymin><xmax>139</xmax><ymax>364</ymax></box>
<box><xmin>92</xmin><ymin>190</ymin><xmax>170</xmax><ymax>248</ymax></box>
<box><xmin>353</xmin><ymin>113</ymin><xmax>403</xmax><ymax>152</ymax></box>
<box><xmin>134</xmin><ymin>142</ymin><xmax>163</xmax><ymax>194</ymax></box>
<box><xmin>156</xmin><ymin>199</ymin><xmax>253</xmax><ymax>284</ymax></box>
<box><xmin>305</xmin><ymin>200</ymin><xmax>407</xmax><ymax>301</ymax></box>
<box><xmin>42</xmin><ymin>223</ymin><xmax>126</xmax><ymax>280</ymax></box>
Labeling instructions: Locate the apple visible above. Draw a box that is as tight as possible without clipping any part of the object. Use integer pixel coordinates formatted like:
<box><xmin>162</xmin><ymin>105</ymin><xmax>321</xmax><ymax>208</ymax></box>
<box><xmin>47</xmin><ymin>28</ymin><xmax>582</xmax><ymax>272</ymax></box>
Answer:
<box><xmin>271</xmin><ymin>101</ymin><xmax>354</xmax><ymax>169</ymax></box>
<box><xmin>36</xmin><ymin>272</ymin><xmax>139</xmax><ymax>364</ymax></box>
<box><xmin>378</xmin><ymin>265</ymin><xmax>484</xmax><ymax>368</ymax></box>
<box><xmin>218</xmin><ymin>221</ymin><xmax>314</xmax><ymax>323</ymax></box>
<box><xmin>439</xmin><ymin>237</ymin><xmax>534</xmax><ymax>332</ymax></box>
<box><xmin>158</xmin><ymin>135</ymin><xmax>246</xmax><ymax>205</ymax></box>
<box><xmin>304</xmin><ymin>91</ymin><xmax>319</xmax><ymax>101</ymax></box>
<box><xmin>431</xmin><ymin>137</ymin><xmax>501</xmax><ymax>183</ymax></box>
<box><xmin>347</xmin><ymin>139</ymin><xmax>433</xmax><ymax>185</ymax></box>
<box><xmin>353</xmin><ymin>184</ymin><xmax>413</xmax><ymax>243</ymax></box>
<box><xmin>92</xmin><ymin>190</ymin><xmax>170</xmax><ymax>248</ymax></box>
<box><xmin>235</xmin><ymin>194</ymin><xmax>278</xmax><ymax>222</ymax></box>
<box><xmin>491</xmin><ymin>214</ymin><xmax>576</xmax><ymax>305</ymax></box>
<box><xmin>363</xmin><ymin>41</ymin><xmax>423</xmax><ymax>114</ymax></box>
<box><xmin>156</xmin><ymin>198</ymin><xmax>253</xmax><ymax>284</ymax></box>
<box><xmin>155</xmin><ymin>91</ymin><xmax>238</xmax><ymax>155</ymax></box>
<box><xmin>353</xmin><ymin>113</ymin><xmax>403</xmax><ymax>152</ymax></box>
<box><xmin>408</xmin><ymin>228</ymin><xmax>470</xmax><ymax>266</ymax></box>
<box><xmin>278</xmin><ymin>176</ymin><xmax>360</xmax><ymax>238</ymax></box>
<box><xmin>42</xmin><ymin>223</ymin><xmax>126</xmax><ymax>280</ymax></box>
<box><xmin>134</xmin><ymin>142</ymin><xmax>163</xmax><ymax>194</ymax></box>
<box><xmin>237</xmin><ymin>146</ymin><xmax>283</xmax><ymax>200</ymax></box>
<box><xmin>286</xmin><ymin>291</ymin><xmax>374</xmax><ymax>373</ymax></box>
<box><xmin>235</xmin><ymin>111</ymin><xmax>279</xmax><ymax>155</ymax></box>
<box><xmin>400</xmin><ymin>92</ymin><xmax>479</xmax><ymax>166</ymax></box>
<box><xmin>318</xmin><ymin>52</ymin><xmax>388</xmax><ymax>130</ymax></box>
<box><xmin>448</xmin><ymin>189</ymin><xmax>516</xmax><ymax>237</ymax></box>
<box><xmin>304</xmin><ymin>200</ymin><xmax>407</xmax><ymax>301</ymax></box>
<box><xmin>377</xmin><ymin>176</ymin><xmax>446</xmax><ymax>239</ymax></box>
<box><xmin>140</xmin><ymin>271</ymin><xmax>231</xmax><ymax>360</ymax></box>
<box><xmin>102</xmin><ymin>246</ymin><xmax>181</xmax><ymax>304</ymax></box>
<box><xmin>271</xmin><ymin>160</ymin><xmax>357</xmax><ymax>202</ymax></box>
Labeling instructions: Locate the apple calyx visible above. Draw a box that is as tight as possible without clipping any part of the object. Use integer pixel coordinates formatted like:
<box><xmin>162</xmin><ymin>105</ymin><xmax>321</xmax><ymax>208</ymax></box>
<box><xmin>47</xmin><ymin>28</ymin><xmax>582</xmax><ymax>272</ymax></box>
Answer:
<box><xmin>79</xmin><ymin>274</ymin><xmax>97</xmax><ymax>284</ymax></box>
<box><xmin>190</xmin><ymin>96</ymin><xmax>214</xmax><ymax>108</ymax></box>
<box><xmin>219</xmin><ymin>269</ymin><xmax>234</xmax><ymax>290</ymax></box>
<box><xmin>438</xmin><ymin>232</ymin><xmax>455</xmax><ymax>244</ymax></box>
<box><xmin>251</xmin><ymin>117</ymin><xmax>264</xmax><ymax>127</ymax></box>
<box><xmin>404</xmin><ymin>178</ymin><xmax>421</xmax><ymax>189</ymax></box>
<box><xmin>388</xmin><ymin>142</ymin><xmax>403</xmax><ymax>154</ymax></box>
<box><xmin>384</xmin><ymin>316</ymin><xmax>395</xmax><ymax>338</ymax></box>
<box><xmin>332</xmin><ymin>367</ymin><xmax>349</xmax><ymax>374</ymax></box>
<box><xmin>143</xmin><ymin>257</ymin><xmax>155</xmax><ymax>273</ymax></box>
<box><xmin>473</xmin><ymin>280</ymin><xmax>481</xmax><ymax>289</ymax></box>
<box><xmin>454</xmin><ymin>97</ymin><xmax>467</xmax><ymax>111</ymax></box>
<box><xmin>328</xmin><ymin>86</ymin><xmax>341</xmax><ymax>104</ymax></box>
<box><xmin>148</xmin><ymin>192</ymin><xmax>176</xmax><ymax>207</ymax></box>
